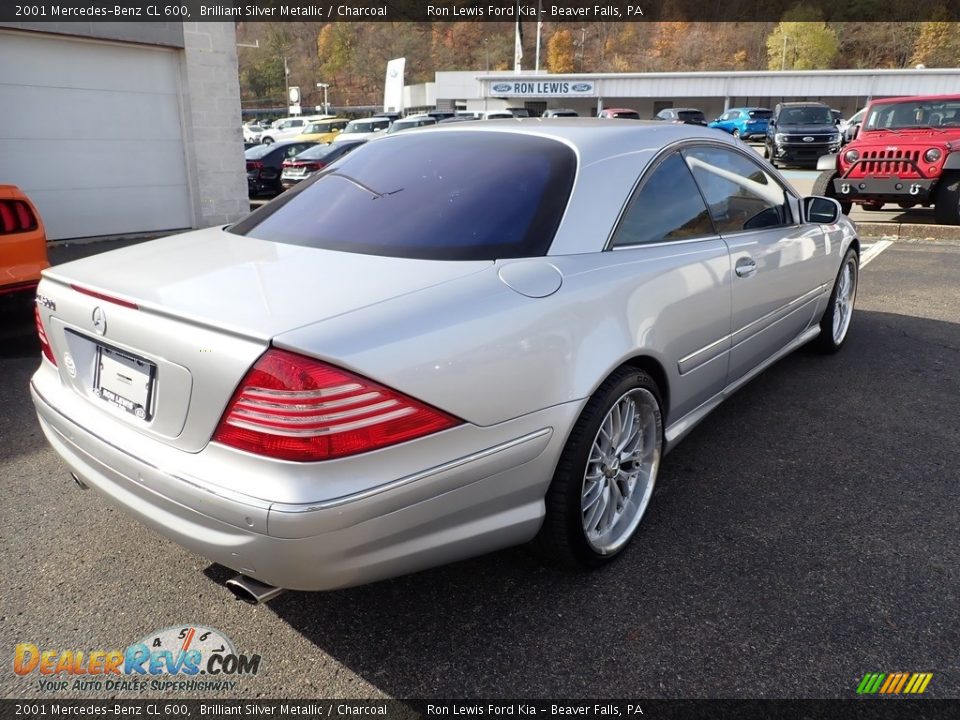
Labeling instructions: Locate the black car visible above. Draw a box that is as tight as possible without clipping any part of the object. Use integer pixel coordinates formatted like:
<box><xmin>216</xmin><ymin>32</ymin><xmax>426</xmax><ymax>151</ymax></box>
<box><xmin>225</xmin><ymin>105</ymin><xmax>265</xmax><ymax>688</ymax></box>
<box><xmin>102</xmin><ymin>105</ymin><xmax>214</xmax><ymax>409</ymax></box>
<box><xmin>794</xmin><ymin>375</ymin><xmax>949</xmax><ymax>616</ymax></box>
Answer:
<box><xmin>653</xmin><ymin>108</ymin><xmax>708</xmax><ymax>125</ymax></box>
<box><xmin>764</xmin><ymin>102</ymin><xmax>842</xmax><ymax>168</ymax></box>
<box><xmin>245</xmin><ymin>141</ymin><xmax>317</xmax><ymax>196</ymax></box>
<box><xmin>279</xmin><ymin>139</ymin><xmax>367</xmax><ymax>190</ymax></box>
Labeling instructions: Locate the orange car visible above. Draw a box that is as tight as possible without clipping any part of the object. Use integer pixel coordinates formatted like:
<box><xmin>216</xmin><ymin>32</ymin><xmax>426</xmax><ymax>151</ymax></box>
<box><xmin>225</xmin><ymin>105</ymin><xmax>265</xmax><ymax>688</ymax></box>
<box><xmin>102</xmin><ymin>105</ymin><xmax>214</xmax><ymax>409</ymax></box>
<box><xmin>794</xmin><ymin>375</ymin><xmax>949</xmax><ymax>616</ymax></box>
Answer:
<box><xmin>0</xmin><ymin>185</ymin><xmax>48</xmax><ymax>297</ymax></box>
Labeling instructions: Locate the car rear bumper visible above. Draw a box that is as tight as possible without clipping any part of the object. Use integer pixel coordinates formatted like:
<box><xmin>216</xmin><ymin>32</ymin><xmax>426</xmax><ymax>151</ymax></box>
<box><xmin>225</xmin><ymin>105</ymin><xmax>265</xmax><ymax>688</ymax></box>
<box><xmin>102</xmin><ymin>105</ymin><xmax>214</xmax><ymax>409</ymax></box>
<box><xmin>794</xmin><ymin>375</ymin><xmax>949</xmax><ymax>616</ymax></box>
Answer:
<box><xmin>31</xmin><ymin>375</ymin><xmax>573</xmax><ymax>591</ymax></box>
<box><xmin>832</xmin><ymin>177</ymin><xmax>936</xmax><ymax>202</ymax></box>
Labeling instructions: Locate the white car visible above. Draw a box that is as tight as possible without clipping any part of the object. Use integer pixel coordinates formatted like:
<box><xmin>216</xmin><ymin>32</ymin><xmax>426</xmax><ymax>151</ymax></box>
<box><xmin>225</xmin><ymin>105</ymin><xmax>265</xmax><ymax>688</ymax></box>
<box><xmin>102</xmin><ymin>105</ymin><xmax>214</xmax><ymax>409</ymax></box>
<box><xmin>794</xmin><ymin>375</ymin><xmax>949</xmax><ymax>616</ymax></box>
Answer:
<box><xmin>332</xmin><ymin>116</ymin><xmax>392</xmax><ymax>144</ymax></box>
<box><xmin>261</xmin><ymin>116</ymin><xmax>330</xmax><ymax>145</ymax></box>
<box><xmin>242</xmin><ymin>123</ymin><xmax>264</xmax><ymax>144</ymax></box>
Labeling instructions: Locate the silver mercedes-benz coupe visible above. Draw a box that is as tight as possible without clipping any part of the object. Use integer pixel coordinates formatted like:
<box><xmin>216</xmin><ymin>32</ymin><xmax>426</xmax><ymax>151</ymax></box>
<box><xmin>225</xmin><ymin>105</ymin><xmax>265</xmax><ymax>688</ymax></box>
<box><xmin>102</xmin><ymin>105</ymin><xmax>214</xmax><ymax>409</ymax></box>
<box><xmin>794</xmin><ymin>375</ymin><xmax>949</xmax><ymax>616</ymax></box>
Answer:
<box><xmin>31</xmin><ymin>120</ymin><xmax>859</xmax><ymax>602</ymax></box>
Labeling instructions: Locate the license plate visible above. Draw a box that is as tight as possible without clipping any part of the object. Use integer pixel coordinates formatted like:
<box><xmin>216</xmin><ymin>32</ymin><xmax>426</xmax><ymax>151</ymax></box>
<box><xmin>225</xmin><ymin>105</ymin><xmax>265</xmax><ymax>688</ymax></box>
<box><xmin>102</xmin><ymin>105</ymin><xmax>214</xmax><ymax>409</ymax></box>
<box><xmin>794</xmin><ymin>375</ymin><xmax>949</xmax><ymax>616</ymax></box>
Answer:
<box><xmin>284</xmin><ymin>168</ymin><xmax>306</xmax><ymax>177</ymax></box>
<box><xmin>94</xmin><ymin>344</ymin><xmax>155</xmax><ymax>420</ymax></box>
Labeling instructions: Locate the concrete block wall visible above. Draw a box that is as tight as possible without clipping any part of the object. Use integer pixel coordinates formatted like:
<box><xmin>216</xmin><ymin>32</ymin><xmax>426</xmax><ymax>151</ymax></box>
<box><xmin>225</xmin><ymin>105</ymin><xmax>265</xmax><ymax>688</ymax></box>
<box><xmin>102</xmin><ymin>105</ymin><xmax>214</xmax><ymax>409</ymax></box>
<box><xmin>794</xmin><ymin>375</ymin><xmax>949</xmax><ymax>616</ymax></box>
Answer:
<box><xmin>179</xmin><ymin>22</ymin><xmax>248</xmax><ymax>229</ymax></box>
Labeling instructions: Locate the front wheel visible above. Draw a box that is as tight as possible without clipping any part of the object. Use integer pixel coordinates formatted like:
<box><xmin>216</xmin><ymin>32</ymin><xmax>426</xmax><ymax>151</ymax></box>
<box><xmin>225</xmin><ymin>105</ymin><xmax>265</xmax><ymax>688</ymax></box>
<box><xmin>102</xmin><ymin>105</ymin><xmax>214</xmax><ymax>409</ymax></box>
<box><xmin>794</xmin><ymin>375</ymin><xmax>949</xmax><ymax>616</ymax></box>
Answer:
<box><xmin>732</xmin><ymin>128</ymin><xmax>741</xmax><ymax>139</ymax></box>
<box><xmin>813</xmin><ymin>248</ymin><xmax>859</xmax><ymax>353</ymax></box>
<box><xmin>812</xmin><ymin>170</ymin><xmax>853</xmax><ymax>215</ymax></box>
<box><xmin>535</xmin><ymin>368</ymin><xmax>663</xmax><ymax>568</ymax></box>
<box><xmin>933</xmin><ymin>172</ymin><xmax>960</xmax><ymax>225</ymax></box>
<box><xmin>261</xmin><ymin>136</ymin><xmax>275</xmax><ymax>145</ymax></box>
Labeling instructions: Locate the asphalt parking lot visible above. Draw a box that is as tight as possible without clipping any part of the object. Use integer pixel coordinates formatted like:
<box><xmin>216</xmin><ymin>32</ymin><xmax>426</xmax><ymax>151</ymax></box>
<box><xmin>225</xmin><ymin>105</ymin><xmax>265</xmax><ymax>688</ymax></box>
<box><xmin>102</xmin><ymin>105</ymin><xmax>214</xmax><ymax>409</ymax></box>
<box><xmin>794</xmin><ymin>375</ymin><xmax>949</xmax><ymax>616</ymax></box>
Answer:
<box><xmin>1</xmin><ymin>238</ymin><xmax>958</xmax><ymax>700</ymax></box>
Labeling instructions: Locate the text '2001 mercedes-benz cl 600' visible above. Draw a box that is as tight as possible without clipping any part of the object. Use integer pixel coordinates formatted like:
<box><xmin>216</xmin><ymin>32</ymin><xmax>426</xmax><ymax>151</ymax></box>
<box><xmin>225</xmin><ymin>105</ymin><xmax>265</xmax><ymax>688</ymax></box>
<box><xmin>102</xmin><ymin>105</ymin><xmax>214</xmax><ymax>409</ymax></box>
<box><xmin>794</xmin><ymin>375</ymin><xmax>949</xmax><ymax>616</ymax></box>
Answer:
<box><xmin>31</xmin><ymin>120</ymin><xmax>859</xmax><ymax>603</ymax></box>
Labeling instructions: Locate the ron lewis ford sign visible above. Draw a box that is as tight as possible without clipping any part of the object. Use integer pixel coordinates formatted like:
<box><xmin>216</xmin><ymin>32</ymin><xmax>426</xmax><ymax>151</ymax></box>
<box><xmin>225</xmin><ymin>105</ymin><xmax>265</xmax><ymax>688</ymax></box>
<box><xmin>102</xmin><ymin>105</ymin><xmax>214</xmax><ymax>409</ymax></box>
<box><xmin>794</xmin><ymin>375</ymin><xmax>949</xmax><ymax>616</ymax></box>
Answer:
<box><xmin>488</xmin><ymin>80</ymin><xmax>596</xmax><ymax>97</ymax></box>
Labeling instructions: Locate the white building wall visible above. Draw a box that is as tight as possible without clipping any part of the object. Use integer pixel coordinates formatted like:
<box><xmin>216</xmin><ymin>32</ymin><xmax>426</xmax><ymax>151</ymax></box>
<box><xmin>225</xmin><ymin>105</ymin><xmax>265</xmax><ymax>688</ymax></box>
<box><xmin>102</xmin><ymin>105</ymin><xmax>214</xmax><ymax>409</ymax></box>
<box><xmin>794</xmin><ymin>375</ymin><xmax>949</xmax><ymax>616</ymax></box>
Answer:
<box><xmin>178</xmin><ymin>22</ymin><xmax>248</xmax><ymax>229</ymax></box>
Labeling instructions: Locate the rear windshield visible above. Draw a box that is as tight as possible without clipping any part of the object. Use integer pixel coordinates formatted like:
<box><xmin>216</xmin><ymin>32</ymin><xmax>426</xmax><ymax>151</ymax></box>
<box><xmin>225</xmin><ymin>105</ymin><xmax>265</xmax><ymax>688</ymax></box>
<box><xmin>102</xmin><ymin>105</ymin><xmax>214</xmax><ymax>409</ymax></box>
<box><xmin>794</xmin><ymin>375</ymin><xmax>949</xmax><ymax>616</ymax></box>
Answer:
<box><xmin>295</xmin><ymin>142</ymin><xmax>363</xmax><ymax>161</ymax></box>
<box><xmin>230</xmin><ymin>132</ymin><xmax>577</xmax><ymax>261</ymax></box>
<box><xmin>613</xmin><ymin>111</ymin><xmax>641</xmax><ymax>119</ymax></box>
<box><xmin>678</xmin><ymin>111</ymin><xmax>706</xmax><ymax>122</ymax></box>
<box><xmin>748</xmin><ymin>110</ymin><xmax>772</xmax><ymax>119</ymax></box>
<box><xmin>245</xmin><ymin>144</ymin><xmax>278</xmax><ymax>159</ymax></box>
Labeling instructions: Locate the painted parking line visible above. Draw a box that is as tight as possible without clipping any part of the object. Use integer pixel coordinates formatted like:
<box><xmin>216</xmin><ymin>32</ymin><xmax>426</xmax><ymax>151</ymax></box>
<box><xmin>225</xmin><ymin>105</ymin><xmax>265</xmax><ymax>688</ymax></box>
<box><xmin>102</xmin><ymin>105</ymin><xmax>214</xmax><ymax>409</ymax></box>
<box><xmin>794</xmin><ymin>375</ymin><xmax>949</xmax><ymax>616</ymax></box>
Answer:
<box><xmin>859</xmin><ymin>239</ymin><xmax>893</xmax><ymax>268</ymax></box>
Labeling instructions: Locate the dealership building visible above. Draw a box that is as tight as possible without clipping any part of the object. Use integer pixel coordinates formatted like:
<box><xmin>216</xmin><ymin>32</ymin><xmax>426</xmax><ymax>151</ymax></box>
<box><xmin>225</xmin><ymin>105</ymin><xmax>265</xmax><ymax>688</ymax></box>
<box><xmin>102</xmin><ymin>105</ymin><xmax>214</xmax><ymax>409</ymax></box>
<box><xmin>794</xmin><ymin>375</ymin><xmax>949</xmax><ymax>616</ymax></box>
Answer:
<box><xmin>410</xmin><ymin>67</ymin><xmax>960</xmax><ymax>120</ymax></box>
<box><xmin>0</xmin><ymin>22</ymin><xmax>247</xmax><ymax>241</ymax></box>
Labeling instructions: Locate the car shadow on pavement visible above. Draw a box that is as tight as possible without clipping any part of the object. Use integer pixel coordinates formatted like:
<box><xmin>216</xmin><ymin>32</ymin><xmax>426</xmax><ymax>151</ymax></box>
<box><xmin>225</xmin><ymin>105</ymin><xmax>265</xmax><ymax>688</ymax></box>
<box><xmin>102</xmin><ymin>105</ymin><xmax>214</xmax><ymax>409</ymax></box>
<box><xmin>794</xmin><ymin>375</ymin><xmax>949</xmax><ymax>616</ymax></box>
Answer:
<box><xmin>234</xmin><ymin>308</ymin><xmax>960</xmax><ymax>699</ymax></box>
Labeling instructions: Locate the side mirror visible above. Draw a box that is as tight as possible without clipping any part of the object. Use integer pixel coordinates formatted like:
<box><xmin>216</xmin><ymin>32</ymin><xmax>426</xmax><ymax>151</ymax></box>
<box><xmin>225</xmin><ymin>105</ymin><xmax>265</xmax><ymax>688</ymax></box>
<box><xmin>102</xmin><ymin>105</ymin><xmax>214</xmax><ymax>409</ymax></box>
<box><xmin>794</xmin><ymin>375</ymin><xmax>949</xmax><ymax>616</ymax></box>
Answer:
<box><xmin>804</xmin><ymin>196</ymin><xmax>842</xmax><ymax>224</ymax></box>
<box><xmin>835</xmin><ymin>118</ymin><xmax>842</xmax><ymax>125</ymax></box>
<box><xmin>769</xmin><ymin>119</ymin><xmax>776</xmax><ymax>128</ymax></box>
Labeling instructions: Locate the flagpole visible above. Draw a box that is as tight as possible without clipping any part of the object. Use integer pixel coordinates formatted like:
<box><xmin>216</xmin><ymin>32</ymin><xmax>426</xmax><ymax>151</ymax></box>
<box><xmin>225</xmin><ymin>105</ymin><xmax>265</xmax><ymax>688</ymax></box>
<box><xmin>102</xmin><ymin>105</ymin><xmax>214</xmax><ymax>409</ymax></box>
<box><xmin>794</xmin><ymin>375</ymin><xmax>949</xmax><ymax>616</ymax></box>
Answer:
<box><xmin>535</xmin><ymin>0</ymin><xmax>542</xmax><ymax>72</ymax></box>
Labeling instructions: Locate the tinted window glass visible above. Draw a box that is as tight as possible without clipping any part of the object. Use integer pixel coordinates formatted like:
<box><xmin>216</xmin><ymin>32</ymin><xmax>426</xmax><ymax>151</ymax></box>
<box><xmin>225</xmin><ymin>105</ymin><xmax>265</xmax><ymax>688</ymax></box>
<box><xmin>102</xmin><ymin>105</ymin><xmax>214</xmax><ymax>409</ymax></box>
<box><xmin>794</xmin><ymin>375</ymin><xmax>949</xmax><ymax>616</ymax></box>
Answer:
<box><xmin>682</xmin><ymin>146</ymin><xmax>792</xmax><ymax>233</ymax></box>
<box><xmin>678</xmin><ymin>111</ymin><xmax>706</xmax><ymax>122</ymax></box>
<box><xmin>245</xmin><ymin>144</ymin><xmax>277</xmax><ymax>159</ymax></box>
<box><xmin>749</xmin><ymin>110</ymin><xmax>772</xmax><ymax>119</ymax></box>
<box><xmin>778</xmin><ymin>106</ymin><xmax>833</xmax><ymax>125</ymax></box>
<box><xmin>612</xmin><ymin>153</ymin><xmax>715</xmax><ymax>247</ymax></box>
<box><xmin>230</xmin><ymin>133</ymin><xmax>576</xmax><ymax>261</ymax></box>
<box><xmin>296</xmin><ymin>141</ymin><xmax>365</xmax><ymax>161</ymax></box>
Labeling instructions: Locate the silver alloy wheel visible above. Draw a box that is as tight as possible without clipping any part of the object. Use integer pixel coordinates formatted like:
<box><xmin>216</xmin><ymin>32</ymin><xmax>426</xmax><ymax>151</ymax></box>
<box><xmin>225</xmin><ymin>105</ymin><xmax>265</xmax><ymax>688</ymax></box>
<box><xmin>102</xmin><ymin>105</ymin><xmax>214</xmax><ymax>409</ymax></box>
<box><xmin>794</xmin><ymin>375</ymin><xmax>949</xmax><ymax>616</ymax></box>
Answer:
<box><xmin>581</xmin><ymin>388</ymin><xmax>661</xmax><ymax>555</ymax></box>
<box><xmin>832</xmin><ymin>255</ymin><xmax>858</xmax><ymax>344</ymax></box>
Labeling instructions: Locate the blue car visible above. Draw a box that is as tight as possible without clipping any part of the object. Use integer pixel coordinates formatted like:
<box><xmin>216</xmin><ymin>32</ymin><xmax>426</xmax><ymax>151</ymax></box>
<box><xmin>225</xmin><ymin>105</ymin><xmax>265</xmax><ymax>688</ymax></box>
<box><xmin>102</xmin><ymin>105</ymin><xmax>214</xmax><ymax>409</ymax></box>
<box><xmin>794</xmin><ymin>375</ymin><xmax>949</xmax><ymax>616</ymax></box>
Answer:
<box><xmin>709</xmin><ymin>107</ymin><xmax>772</xmax><ymax>140</ymax></box>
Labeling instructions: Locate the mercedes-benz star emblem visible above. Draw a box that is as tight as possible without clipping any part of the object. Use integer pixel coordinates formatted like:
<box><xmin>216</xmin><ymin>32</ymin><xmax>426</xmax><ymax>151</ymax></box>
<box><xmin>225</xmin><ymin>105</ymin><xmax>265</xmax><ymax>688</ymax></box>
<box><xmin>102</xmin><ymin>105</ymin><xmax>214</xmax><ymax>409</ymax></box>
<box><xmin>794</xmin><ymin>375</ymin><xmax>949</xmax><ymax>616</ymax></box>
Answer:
<box><xmin>92</xmin><ymin>306</ymin><xmax>107</xmax><ymax>336</ymax></box>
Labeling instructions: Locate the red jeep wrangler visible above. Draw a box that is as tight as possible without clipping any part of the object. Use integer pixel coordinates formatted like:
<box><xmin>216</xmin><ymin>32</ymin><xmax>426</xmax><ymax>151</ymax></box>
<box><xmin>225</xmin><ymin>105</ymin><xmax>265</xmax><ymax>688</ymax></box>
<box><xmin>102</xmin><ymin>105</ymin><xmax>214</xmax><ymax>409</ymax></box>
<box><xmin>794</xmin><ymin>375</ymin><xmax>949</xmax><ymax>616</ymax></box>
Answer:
<box><xmin>813</xmin><ymin>94</ymin><xmax>960</xmax><ymax>225</ymax></box>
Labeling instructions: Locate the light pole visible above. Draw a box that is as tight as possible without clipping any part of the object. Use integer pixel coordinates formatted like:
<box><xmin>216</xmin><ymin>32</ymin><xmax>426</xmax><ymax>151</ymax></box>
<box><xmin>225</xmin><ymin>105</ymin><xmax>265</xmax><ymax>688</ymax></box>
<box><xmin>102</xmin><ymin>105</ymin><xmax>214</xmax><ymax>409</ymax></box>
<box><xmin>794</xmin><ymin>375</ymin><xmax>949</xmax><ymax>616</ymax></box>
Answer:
<box><xmin>316</xmin><ymin>83</ymin><xmax>330</xmax><ymax>115</ymax></box>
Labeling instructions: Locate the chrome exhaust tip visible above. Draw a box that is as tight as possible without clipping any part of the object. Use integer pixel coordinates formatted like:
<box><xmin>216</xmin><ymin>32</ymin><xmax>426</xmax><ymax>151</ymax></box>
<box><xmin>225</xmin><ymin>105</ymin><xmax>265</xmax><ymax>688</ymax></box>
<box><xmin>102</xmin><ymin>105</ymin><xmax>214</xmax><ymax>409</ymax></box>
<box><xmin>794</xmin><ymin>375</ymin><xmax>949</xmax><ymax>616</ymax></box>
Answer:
<box><xmin>70</xmin><ymin>472</ymin><xmax>89</xmax><ymax>490</ymax></box>
<box><xmin>225</xmin><ymin>575</ymin><xmax>285</xmax><ymax>605</ymax></box>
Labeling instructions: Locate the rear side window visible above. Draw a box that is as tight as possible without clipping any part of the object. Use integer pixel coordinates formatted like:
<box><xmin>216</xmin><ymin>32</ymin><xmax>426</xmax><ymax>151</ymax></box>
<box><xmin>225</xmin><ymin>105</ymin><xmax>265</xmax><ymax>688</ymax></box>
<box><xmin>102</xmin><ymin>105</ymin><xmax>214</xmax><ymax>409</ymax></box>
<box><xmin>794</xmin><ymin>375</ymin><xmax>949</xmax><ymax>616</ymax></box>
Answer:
<box><xmin>612</xmin><ymin>152</ymin><xmax>715</xmax><ymax>247</ymax></box>
<box><xmin>678</xmin><ymin>111</ymin><xmax>706</xmax><ymax>123</ymax></box>
<box><xmin>230</xmin><ymin>132</ymin><xmax>577</xmax><ymax>260</ymax></box>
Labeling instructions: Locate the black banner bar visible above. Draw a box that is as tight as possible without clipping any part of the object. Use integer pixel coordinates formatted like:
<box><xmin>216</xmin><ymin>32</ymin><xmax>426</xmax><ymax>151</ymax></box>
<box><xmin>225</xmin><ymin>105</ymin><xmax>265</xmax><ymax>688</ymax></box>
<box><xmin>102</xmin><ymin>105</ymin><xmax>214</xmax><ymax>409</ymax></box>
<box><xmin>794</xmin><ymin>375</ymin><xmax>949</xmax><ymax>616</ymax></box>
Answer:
<box><xmin>2</xmin><ymin>0</ymin><xmax>960</xmax><ymax>23</ymax></box>
<box><xmin>2</xmin><ymin>700</ymin><xmax>960</xmax><ymax>720</ymax></box>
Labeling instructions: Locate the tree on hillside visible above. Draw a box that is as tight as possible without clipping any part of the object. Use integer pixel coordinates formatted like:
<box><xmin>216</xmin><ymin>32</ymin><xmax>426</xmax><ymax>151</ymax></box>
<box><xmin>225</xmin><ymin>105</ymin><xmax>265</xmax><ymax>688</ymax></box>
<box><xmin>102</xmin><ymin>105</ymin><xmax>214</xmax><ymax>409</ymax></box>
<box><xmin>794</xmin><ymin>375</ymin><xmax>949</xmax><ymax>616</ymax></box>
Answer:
<box><xmin>766</xmin><ymin>8</ymin><xmax>839</xmax><ymax>70</ymax></box>
<box><xmin>547</xmin><ymin>29</ymin><xmax>576</xmax><ymax>73</ymax></box>
<box><xmin>911</xmin><ymin>11</ymin><xmax>960</xmax><ymax>67</ymax></box>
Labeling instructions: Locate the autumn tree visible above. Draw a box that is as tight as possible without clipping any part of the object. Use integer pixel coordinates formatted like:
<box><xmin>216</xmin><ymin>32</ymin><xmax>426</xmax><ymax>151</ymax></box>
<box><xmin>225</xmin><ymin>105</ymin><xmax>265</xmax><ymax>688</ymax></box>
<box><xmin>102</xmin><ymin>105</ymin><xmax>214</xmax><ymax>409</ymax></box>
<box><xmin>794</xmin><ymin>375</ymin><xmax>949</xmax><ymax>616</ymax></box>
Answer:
<box><xmin>766</xmin><ymin>7</ymin><xmax>839</xmax><ymax>70</ymax></box>
<box><xmin>547</xmin><ymin>29</ymin><xmax>576</xmax><ymax>73</ymax></box>
<box><xmin>911</xmin><ymin>9</ymin><xmax>960</xmax><ymax>68</ymax></box>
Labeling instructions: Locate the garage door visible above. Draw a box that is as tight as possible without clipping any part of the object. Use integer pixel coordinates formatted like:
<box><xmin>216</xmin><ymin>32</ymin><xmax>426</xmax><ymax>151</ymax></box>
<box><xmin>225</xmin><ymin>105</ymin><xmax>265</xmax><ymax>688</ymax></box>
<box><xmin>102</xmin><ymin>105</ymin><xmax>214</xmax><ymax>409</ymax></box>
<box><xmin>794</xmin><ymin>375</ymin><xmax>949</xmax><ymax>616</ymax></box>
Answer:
<box><xmin>0</xmin><ymin>30</ymin><xmax>191</xmax><ymax>240</ymax></box>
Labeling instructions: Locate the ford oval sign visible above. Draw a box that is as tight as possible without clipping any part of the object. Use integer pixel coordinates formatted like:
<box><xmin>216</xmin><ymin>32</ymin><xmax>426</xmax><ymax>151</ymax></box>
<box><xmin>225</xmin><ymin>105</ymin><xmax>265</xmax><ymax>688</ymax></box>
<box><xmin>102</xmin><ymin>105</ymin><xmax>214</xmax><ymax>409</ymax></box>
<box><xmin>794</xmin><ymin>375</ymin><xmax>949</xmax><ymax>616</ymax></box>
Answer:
<box><xmin>492</xmin><ymin>83</ymin><xmax>513</xmax><ymax>93</ymax></box>
<box><xmin>571</xmin><ymin>83</ymin><xmax>592</xmax><ymax>92</ymax></box>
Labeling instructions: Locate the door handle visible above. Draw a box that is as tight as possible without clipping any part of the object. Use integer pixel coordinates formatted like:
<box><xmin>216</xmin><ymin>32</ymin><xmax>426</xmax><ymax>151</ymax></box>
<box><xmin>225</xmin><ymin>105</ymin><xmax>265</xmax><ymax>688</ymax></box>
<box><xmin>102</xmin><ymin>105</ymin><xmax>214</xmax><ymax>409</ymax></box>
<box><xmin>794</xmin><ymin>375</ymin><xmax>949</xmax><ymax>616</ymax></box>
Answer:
<box><xmin>735</xmin><ymin>257</ymin><xmax>757</xmax><ymax>278</ymax></box>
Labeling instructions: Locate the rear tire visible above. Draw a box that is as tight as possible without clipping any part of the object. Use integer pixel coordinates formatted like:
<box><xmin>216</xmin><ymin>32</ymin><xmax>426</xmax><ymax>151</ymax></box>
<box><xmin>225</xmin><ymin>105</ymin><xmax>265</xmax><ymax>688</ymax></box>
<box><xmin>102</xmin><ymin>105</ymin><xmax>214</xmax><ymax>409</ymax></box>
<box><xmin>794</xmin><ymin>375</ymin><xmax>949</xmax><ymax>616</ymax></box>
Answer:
<box><xmin>813</xmin><ymin>247</ymin><xmax>859</xmax><ymax>354</ymax></box>
<box><xmin>535</xmin><ymin>368</ymin><xmax>663</xmax><ymax>569</ymax></box>
<box><xmin>812</xmin><ymin>170</ymin><xmax>853</xmax><ymax>215</ymax></box>
<box><xmin>732</xmin><ymin>129</ymin><xmax>741</xmax><ymax>139</ymax></box>
<box><xmin>933</xmin><ymin>172</ymin><xmax>960</xmax><ymax>225</ymax></box>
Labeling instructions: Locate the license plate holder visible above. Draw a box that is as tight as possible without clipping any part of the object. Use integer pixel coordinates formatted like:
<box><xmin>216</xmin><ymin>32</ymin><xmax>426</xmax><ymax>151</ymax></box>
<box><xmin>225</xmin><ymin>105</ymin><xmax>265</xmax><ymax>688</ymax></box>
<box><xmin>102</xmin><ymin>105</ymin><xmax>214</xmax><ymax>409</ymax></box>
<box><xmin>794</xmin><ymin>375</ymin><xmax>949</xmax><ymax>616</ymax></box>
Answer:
<box><xmin>93</xmin><ymin>344</ymin><xmax>156</xmax><ymax>420</ymax></box>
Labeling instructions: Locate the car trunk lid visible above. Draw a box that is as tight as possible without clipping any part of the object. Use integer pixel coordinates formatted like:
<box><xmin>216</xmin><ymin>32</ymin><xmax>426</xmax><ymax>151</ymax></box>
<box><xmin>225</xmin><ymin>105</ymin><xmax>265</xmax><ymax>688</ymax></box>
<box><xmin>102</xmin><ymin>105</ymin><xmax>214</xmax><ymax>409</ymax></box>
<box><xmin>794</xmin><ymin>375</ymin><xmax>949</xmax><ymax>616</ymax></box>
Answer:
<box><xmin>38</xmin><ymin>227</ymin><xmax>490</xmax><ymax>451</ymax></box>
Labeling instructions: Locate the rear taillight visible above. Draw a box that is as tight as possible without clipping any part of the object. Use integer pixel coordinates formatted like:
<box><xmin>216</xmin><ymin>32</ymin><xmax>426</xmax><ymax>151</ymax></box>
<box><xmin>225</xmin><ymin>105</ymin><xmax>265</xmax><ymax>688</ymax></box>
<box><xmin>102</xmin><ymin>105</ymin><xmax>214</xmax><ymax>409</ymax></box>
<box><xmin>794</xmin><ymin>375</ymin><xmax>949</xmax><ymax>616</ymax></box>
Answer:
<box><xmin>35</xmin><ymin>304</ymin><xmax>56</xmax><ymax>366</ymax></box>
<box><xmin>213</xmin><ymin>349</ymin><xmax>461</xmax><ymax>461</ymax></box>
<box><xmin>0</xmin><ymin>200</ymin><xmax>38</xmax><ymax>235</ymax></box>
<box><xmin>246</xmin><ymin>161</ymin><xmax>263</xmax><ymax>172</ymax></box>
<box><xmin>304</xmin><ymin>162</ymin><xmax>324</xmax><ymax>171</ymax></box>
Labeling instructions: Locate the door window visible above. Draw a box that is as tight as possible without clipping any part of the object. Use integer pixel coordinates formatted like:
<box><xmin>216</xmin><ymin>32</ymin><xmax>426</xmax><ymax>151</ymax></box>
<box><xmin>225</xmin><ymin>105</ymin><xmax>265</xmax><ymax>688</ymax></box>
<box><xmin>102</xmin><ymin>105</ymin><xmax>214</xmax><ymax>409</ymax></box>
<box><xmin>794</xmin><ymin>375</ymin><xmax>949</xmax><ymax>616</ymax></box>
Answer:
<box><xmin>681</xmin><ymin>146</ymin><xmax>793</xmax><ymax>233</ymax></box>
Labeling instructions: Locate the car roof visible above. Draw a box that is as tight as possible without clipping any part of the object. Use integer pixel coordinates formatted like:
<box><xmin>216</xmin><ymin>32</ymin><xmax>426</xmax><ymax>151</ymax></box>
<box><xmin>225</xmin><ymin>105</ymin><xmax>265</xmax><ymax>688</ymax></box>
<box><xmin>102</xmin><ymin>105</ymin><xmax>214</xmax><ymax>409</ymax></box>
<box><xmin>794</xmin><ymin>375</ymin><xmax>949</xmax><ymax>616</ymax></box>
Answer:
<box><xmin>866</xmin><ymin>94</ymin><xmax>960</xmax><ymax>105</ymax></box>
<box><xmin>777</xmin><ymin>101</ymin><xmax>829</xmax><ymax>107</ymax></box>
<box><xmin>603</xmin><ymin>108</ymin><xmax>639</xmax><ymax>113</ymax></box>
<box><xmin>730</xmin><ymin>106</ymin><xmax>770</xmax><ymax>111</ymax></box>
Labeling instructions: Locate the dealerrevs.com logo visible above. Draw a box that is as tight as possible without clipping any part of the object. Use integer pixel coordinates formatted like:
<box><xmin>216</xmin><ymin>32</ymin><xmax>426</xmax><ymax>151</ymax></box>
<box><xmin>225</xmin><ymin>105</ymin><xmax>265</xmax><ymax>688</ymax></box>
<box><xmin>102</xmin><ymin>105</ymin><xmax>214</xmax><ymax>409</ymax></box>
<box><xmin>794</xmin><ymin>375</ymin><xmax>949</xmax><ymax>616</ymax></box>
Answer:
<box><xmin>13</xmin><ymin>625</ymin><xmax>261</xmax><ymax>693</ymax></box>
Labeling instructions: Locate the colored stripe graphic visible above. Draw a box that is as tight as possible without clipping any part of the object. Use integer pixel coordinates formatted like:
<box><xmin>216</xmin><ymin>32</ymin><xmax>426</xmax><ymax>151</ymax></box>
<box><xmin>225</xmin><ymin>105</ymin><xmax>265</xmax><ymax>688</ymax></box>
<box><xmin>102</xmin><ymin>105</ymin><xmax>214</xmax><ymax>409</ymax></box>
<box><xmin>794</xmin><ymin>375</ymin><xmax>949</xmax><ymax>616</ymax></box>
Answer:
<box><xmin>858</xmin><ymin>672</ymin><xmax>932</xmax><ymax>694</ymax></box>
